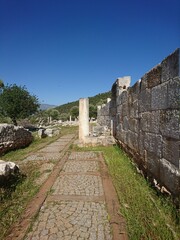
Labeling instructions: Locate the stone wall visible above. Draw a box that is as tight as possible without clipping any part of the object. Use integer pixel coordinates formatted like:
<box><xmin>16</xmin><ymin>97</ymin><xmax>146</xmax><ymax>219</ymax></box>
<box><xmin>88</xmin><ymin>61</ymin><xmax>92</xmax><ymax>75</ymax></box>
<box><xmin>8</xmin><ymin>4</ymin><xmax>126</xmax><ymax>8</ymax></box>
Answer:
<box><xmin>97</xmin><ymin>49</ymin><xmax>180</xmax><ymax>200</ymax></box>
<box><xmin>0</xmin><ymin>124</ymin><xmax>33</xmax><ymax>155</ymax></box>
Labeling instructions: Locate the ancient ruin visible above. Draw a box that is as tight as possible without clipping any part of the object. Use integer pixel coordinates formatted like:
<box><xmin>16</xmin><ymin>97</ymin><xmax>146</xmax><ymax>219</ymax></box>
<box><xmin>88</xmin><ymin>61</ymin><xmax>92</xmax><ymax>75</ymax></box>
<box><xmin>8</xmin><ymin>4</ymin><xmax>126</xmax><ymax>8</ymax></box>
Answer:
<box><xmin>0</xmin><ymin>124</ymin><xmax>33</xmax><ymax>156</ymax></box>
<box><xmin>97</xmin><ymin>49</ymin><xmax>180</xmax><ymax>200</ymax></box>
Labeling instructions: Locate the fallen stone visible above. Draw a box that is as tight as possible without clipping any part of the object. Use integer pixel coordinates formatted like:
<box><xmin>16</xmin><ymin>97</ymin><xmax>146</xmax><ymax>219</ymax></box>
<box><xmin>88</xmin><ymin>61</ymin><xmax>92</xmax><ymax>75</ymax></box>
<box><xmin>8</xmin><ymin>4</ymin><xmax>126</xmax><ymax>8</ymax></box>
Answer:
<box><xmin>0</xmin><ymin>160</ymin><xmax>19</xmax><ymax>177</ymax></box>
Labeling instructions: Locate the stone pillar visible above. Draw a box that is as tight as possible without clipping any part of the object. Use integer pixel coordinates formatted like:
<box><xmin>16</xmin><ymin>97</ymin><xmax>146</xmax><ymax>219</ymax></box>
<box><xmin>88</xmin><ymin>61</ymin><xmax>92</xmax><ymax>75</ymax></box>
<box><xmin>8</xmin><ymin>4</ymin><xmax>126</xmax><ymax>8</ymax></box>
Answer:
<box><xmin>79</xmin><ymin>98</ymin><xmax>89</xmax><ymax>141</ymax></box>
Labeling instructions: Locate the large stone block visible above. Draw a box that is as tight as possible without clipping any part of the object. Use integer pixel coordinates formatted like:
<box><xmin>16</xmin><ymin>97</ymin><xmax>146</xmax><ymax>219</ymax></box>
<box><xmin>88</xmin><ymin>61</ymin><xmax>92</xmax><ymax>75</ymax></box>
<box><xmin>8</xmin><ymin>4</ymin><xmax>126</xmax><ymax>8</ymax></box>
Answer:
<box><xmin>162</xmin><ymin>137</ymin><xmax>180</xmax><ymax>168</ymax></box>
<box><xmin>146</xmin><ymin>65</ymin><xmax>162</xmax><ymax>88</ymax></box>
<box><xmin>160</xmin><ymin>110</ymin><xmax>180</xmax><ymax>139</ymax></box>
<box><xmin>159</xmin><ymin>158</ymin><xmax>180</xmax><ymax>196</ymax></box>
<box><xmin>140</xmin><ymin>73</ymin><xmax>148</xmax><ymax>91</ymax></box>
<box><xmin>122</xmin><ymin>102</ymin><xmax>129</xmax><ymax>117</ymax></box>
<box><xmin>109</xmin><ymin>107</ymin><xmax>116</xmax><ymax>117</ymax></box>
<box><xmin>129</xmin><ymin>100</ymin><xmax>138</xmax><ymax>118</ymax></box>
<box><xmin>147</xmin><ymin>152</ymin><xmax>160</xmax><ymax>179</ymax></box>
<box><xmin>138</xmin><ymin>88</ymin><xmax>151</xmax><ymax>112</ymax></box>
<box><xmin>161</xmin><ymin>48</ymin><xmax>180</xmax><ymax>83</ymax></box>
<box><xmin>139</xmin><ymin>130</ymin><xmax>145</xmax><ymax>153</ymax></box>
<box><xmin>0</xmin><ymin>124</ymin><xmax>33</xmax><ymax>155</ymax></box>
<box><xmin>128</xmin><ymin>118</ymin><xmax>139</xmax><ymax>133</ymax></box>
<box><xmin>123</xmin><ymin>116</ymin><xmax>129</xmax><ymax>131</ymax></box>
<box><xmin>144</xmin><ymin>133</ymin><xmax>162</xmax><ymax>157</ymax></box>
<box><xmin>167</xmin><ymin>77</ymin><xmax>180</xmax><ymax>109</ymax></box>
<box><xmin>118</xmin><ymin>91</ymin><xmax>128</xmax><ymax>104</ymax></box>
<box><xmin>127</xmin><ymin>130</ymin><xmax>138</xmax><ymax>150</ymax></box>
<box><xmin>139</xmin><ymin>111</ymin><xmax>160</xmax><ymax>134</ymax></box>
<box><xmin>151</xmin><ymin>83</ymin><xmax>168</xmax><ymax>110</ymax></box>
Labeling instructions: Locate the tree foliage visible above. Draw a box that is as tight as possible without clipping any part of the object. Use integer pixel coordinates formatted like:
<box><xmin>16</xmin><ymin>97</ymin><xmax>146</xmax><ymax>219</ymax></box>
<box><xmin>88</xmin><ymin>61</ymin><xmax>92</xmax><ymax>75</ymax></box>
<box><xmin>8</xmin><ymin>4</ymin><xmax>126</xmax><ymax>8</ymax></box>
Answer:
<box><xmin>46</xmin><ymin>109</ymin><xmax>60</xmax><ymax>120</ymax></box>
<box><xmin>89</xmin><ymin>104</ymin><xmax>97</xmax><ymax>118</ymax></box>
<box><xmin>0</xmin><ymin>84</ymin><xmax>39</xmax><ymax>125</ymax></box>
<box><xmin>70</xmin><ymin>106</ymin><xmax>79</xmax><ymax>120</ymax></box>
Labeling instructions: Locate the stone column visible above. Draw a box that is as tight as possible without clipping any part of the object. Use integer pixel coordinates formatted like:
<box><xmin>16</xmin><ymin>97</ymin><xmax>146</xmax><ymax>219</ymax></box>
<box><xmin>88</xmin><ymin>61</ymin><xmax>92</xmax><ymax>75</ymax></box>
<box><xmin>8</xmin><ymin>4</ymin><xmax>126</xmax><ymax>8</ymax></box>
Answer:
<box><xmin>79</xmin><ymin>98</ymin><xmax>89</xmax><ymax>141</ymax></box>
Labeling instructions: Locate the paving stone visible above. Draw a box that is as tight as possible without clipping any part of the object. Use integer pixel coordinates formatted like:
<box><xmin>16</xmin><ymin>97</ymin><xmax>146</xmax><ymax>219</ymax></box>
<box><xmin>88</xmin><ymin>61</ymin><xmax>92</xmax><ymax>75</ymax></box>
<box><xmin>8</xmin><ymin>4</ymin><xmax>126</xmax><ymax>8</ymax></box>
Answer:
<box><xmin>24</xmin><ymin>153</ymin><xmax>62</xmax><ymax>161</ymax></box>
<box><xmin>52</xmin><ymin>175</ymin><xmax>104</xmax><ymax>196</ymax></box>
<box><xmin>69</xmin><ymin>152</ymin><xmax>98</xmax><ymax>160</ymax></box>
<box><xmin>63</xmin><ymin>160</ymin><xmax>99</xmax><ymax>173</ymax></box>
<box><xmin>26</xmin><ymin>201</ymin><xmax>112</xmax><ymax>240</ymax></box>
<box><xmin>25</xmin><ymin>148</ymin><xmax>114</xmax><ymax>240</ymax></box>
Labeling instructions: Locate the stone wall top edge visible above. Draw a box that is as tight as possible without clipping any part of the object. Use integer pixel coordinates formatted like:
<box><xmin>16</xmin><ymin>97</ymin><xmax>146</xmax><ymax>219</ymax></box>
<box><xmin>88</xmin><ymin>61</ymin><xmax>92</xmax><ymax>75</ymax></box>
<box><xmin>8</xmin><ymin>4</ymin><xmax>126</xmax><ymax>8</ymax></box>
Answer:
<box><xmin>127</xmin><ymin>48</ymin><xmax>180</xmax><ymax>93</ymax></box>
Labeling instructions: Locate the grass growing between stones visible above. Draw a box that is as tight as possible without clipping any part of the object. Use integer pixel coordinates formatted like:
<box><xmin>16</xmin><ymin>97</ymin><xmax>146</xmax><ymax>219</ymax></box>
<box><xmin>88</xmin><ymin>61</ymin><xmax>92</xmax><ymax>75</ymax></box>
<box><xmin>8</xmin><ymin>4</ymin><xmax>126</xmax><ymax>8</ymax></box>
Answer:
<box><xmin>73</xmin><ymin>144</ymin><xmax>180</xmax><ymax>240</ymax></box>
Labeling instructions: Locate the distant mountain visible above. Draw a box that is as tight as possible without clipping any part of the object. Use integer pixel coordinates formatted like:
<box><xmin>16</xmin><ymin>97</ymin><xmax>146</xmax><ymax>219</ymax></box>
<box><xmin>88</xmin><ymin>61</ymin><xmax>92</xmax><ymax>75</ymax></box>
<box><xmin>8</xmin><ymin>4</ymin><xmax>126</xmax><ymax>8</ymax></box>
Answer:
<box><xmin>40</xmin><ymin>104</ymin><xmax>57</xmax><ymax>110</ymax></box>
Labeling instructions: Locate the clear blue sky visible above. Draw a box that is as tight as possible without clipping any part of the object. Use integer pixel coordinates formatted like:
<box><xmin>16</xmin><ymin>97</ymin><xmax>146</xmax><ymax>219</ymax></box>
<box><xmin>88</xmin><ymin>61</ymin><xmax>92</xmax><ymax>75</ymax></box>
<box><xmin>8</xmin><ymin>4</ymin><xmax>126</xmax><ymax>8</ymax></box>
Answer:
<box><xmin>1</xmin><ymin>0</ymin><xmax>179</xmax><ymax>105</ymax></box>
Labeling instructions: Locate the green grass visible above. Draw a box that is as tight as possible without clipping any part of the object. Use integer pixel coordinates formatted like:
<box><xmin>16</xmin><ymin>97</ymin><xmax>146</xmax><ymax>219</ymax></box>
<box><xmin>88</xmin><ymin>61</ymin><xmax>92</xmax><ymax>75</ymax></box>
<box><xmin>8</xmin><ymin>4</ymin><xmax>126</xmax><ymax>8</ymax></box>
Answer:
<box><xmin>0</xmin><ymin>125</ymin><xmax>78</xmax><ymax>239</ymax></box>
<box><xmin>72</xmin><ymin>144</ymin><xmax>180</xmax><ymax>240</ymax></box>
<box><xmin>0</xmin><ymin>162</ymin><xmax>40</xmax><ymax>239</ymax></box>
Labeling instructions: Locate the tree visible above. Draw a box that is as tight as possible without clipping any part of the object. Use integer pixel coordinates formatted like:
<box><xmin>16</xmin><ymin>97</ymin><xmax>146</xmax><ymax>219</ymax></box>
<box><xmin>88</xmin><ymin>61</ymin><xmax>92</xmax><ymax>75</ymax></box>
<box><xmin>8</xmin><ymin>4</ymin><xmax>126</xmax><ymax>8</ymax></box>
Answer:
<box><xmin>0</xmin><ymin>84</ymin><xmax>39</xmax><ymax>125</ymax></box>
<box><xmin>60</xmin><ymin>113</ymin><xmax>69</xmax><ymax>121</ymax></box>
<box><xmin>70</xmin><ymin>106</ymin><xmax>79</xmax><ymax>120</ymax></box>
<box><xmin>46</xmin><ymin>109</ymin><xmax>60</xmax><ymax>121</ymax></box>
<box><xmin>0</xmin><ymin>80</ymin><xmax>4</xmax><ymax>94</ymax></box>
<box><xmin>89</xmin><ymin>104</ymin><xmax>97</xmax><ymax>119</ymax></box>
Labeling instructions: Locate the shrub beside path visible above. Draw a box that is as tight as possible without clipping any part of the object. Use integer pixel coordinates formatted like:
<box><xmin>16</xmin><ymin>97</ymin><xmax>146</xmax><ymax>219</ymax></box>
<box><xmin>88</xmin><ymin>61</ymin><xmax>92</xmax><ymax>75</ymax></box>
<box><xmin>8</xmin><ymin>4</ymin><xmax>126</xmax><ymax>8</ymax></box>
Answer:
<box><xmin>6</xmin><ymin>134</ymin><xmax>127</xmax><ymax>240</ymax></box>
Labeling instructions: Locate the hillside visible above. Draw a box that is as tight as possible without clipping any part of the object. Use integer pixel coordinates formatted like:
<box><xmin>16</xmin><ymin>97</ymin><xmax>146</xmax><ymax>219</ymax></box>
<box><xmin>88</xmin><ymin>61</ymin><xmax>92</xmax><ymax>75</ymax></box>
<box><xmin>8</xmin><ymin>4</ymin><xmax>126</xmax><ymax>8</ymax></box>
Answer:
<box><xmin>55</xmin><ymin>91</ymin><xmax>111</xmax><ymax>115</ymax></box>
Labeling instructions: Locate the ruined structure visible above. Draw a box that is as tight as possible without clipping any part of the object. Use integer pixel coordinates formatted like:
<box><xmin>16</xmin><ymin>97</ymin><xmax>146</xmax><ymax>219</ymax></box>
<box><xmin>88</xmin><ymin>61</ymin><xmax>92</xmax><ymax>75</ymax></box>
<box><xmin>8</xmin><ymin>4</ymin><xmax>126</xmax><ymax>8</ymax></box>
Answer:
<box><xmin>97</xmin><ymin>49</ymin><xmax>180</xmax><ymax>200</ymax></box>
<box><xmin>79</xmin><ymin>98</ymin><xmax>89</xmax><ymax>142</ymax></box>
<box><xmin>0</xmin><ymin>124</ymin><xmax>33</xmax><ymax>155</ymax></box>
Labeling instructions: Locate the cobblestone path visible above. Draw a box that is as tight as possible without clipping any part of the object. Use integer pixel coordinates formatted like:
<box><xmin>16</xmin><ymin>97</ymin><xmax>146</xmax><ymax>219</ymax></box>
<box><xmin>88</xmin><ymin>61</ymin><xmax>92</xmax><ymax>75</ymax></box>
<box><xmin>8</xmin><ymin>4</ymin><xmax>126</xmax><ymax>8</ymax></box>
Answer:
<box><xmin>26</xmin><ymin>152</ymin><xmax>113</xmax><ymax>240</ymax></box>
<box><xmin>6</xmin><ymin>135</ymin><xmax>127</xmax><ymax>240</ymax></box>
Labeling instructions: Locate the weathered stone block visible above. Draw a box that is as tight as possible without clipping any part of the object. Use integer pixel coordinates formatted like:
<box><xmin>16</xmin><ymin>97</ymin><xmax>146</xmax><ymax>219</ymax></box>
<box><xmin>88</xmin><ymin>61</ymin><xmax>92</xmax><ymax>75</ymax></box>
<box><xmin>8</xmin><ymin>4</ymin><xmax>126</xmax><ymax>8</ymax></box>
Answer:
<box><xmin>109</xmin><ymin>107</ymin><xmax>116</xmax><ymax>117</ymax></box>
<box><xmin>160</xmin><ymin>110</ymin><xmax>180</xmax><ymax>139</ymax></box>
<box><xmin>117</xmin><ymin>104</ymin><xmax>122</xmax><ymax>114</ymax></box>
<box><xmin>0</xmin><ymin>124</ymin><xmax>33</xmax><ymax>155</ymax></box>
<box><xmin>123</xmin><ymin>116</ymin><xmax>129</xmax><ymax>131</ymax></box>
<box><xmin>119</xmin><ymin>91</ymin><xmax>128</xmax><ymax>104</ymax></box>
<box><xmin>140</xmin><ymin>111</ymin><xmax>160</xmax><ymax>134</ymax></box>
<box><xmin>129</xmin><ymin>80</ymin><xmax>140</xmax><ymax>99</ymax></box>
<box><xmin>159</xmin><ymin>158</ymin><xmax>180</xmax><ymax>196</ymax></box>
<box><xmin>127</xmin><ymin>130</ymin><xmax>138</xmax><ymax>150</ymax></box>
<box><xmin>161</xmin><ymin>48</ymin><xmax>180</xmax><ymax>82</ymax></box>
<box><xmin>138</xmin><ymin>88</ymin><xmax>151</xmax><ymax>112</ymax></box>
<box><xmin>140</xmin><ymin>74</ymin><xmax>148</xmax><ymax>91</ymax></box>
<box><xmin>139</xmin><ymin>130</ymin><xmax>145</xmax><ymax>153</ymax></box>
<box><xmin>151</xmin><ymin>83</ymin><xmax>168</xmax><ymax>110</ymax></box>
<box><xmin>144</xmin><ymin>133</ymin><xmax>162</xmax><ymax>157</ymax></box>
<box><xmin>162</xmin><ymin>137</ymin><xmax>179</xmax><ymax>168</ymax></box>
<box><xmin>129</xmin><ymin>118</ymin><xmax>139</xmax><ymax>133</ymax></box>
<box><xmin>147</xmin><ymin>152</ymin><xmax>160</xmax><ymax>179</ymax></box>
<box><xmin>129</xmin><ymin>100</ymin><xmax>138</xmax><ymax>118</ymax></box>
<box><xmin>146</xmin><ymin>65</ymin><xmax>162</xmax><ymax>88</ymax></box>
<box><xmin>122</xmin><ymin>102</ymin><xmax>128</xmax><ymax>117</ymax></box>
<box><xmin>167</xmin><ymin>77</ymin><xmax>180</xmax><ymax>109</ymax></box>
